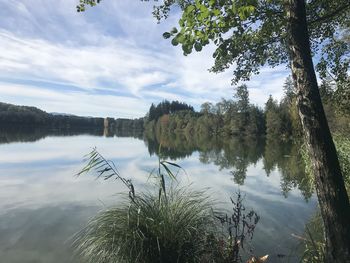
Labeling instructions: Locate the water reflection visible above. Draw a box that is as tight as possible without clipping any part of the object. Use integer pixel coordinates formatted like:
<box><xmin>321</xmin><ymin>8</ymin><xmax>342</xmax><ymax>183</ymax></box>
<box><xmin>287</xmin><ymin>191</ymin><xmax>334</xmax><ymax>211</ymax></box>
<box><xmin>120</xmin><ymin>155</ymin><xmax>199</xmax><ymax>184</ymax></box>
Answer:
<box><xmin>0</xmin><ymin>126</ymin><xmax>104</xmax><ymax>144</ymax></box>
<box><xmin>0</xmin><ymin>128</ymin><xmax>317</xmax><ymax>262</ymax></box>
<box><xmin>145</xmin><ymin>131</ymin><xmax>313</xmax><ymax>200</ymax></box>
<box><xmin>0</xmin><ymin>127</ymin><xmax>314</xmax><ymax>200</ymax></box>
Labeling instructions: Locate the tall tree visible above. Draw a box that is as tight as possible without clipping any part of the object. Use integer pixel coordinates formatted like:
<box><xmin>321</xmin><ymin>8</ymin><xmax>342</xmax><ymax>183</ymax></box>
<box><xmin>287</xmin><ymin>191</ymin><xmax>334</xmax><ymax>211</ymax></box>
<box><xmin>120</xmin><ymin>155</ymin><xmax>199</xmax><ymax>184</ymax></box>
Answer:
<box><xmin>265</xmin><ymin>95</ymin><xmax>282</xmax><ymax>137</ymax></box>
<box><xmin>234</xmin><ymin>84</ymin><xmax>249</xmax><ymax>114</ymax></box>
<box><xmin>233</xmin><ymin>84</ymin><xmax>250</xmax><ymax>134</ymax></box>
<box><xmin>160</xmin><ymin>2</ymin><xmax>350</xmax><ymax>260</ymax></box>
<box><xmin>77</xmin><ymin>0</ymin><xmax>350</xmax><ymax>260</ymax></box>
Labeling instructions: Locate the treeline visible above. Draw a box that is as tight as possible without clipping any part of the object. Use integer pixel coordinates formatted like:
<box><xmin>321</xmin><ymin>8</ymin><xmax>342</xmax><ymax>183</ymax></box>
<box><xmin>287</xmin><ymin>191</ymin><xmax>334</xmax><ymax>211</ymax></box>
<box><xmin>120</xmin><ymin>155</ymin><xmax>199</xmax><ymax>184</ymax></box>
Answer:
<box><xmin>144</xmin><ymin>86</ymin><xmax>267</xmax><ymax>138</ymax></box>
<box><xmin>145</xmin><ymin>85</ymin><xmax>266</xmax><ymax>137</ymax></box>
<box><xmin>2</xmin><ymin>75</ymin><xmax>347</xmax><ymax>138</ymax></box>
<box><xmin>144</xmin><ymin>77</ymin><xmax>349</xmax><ymax>139</ymax></box>
<box><xmin>105</xmin><ymin>117</ymin><xmax>145</xmax><ymax>137</ymax></box>
<box><xmin>0</xmin><ymin>101</ymin><xmax>148</xmax><ymax>136</ymax></box>
<box><xmin>148</xmin><ymin>100</ymin><xmax>194</xmax><ymax>121</ymax></box>
<box><xmin>0</xmin><ymin>102</ymin><xmax>105</xmax><ymax>129</ymax></box>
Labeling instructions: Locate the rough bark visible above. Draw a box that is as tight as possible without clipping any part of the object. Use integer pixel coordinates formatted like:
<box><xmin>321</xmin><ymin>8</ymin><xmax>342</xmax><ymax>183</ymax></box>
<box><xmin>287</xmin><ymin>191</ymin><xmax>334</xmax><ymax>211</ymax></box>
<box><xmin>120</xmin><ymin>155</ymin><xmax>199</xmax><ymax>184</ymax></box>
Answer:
<box><xmin>287</xmin><ymin>0</ymin><xmax>350</xmax><ymax>262</ymax></box>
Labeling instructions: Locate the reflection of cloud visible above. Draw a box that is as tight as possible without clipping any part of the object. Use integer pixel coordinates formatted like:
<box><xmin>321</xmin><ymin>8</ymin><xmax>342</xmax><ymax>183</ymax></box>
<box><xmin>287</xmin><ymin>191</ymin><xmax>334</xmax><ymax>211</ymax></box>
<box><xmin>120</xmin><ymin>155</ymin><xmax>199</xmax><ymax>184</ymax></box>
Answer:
<box><xmin>0</xmin><ymin>135</ymin><xmax>317</xmax><ymax>259</ymax></box>
<box><xmin>0</xmin><ymin>136</ymin><xmax>153</xmax><ymax>212</ymax></box>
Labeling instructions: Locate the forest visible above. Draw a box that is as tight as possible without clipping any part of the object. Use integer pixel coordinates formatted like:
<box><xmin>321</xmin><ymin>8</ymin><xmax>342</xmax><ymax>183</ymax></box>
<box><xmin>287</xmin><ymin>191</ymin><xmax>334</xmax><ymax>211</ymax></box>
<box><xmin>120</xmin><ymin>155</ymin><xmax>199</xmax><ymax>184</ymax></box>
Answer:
<box><xmin>0</xmin><ymin>102</ymin><xmax>144</xmax><ymax>132</ymax></box>
<box><xmin>2</xmin><ymin>74</ymin><xmax>348</xmax><ymax>140</ymax></box>
<box><xmin>144</xmin><ymin>76</ymin><xmax>349</xmax><ymax>140</ymax></box>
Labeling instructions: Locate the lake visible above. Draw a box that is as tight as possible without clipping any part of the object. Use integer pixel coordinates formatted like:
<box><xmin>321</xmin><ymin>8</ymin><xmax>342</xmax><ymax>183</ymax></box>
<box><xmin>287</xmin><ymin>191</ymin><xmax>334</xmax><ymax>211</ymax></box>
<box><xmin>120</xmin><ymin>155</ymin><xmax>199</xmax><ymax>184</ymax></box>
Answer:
<box><xmin>0</xmin><ymin>129</ymin><xmax>317</xmax><ymax>263</ymax></box>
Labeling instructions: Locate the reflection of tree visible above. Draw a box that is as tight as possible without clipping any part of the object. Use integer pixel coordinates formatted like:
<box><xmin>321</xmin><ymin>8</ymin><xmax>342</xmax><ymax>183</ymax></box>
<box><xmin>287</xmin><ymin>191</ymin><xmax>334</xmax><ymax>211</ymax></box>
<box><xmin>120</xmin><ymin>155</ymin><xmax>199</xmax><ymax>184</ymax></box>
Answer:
<box><xmin>263</xmin><ymin>138</ymin><xmax>313</xmax><ymax>200</ymax></box>
<box><xmin>146</xmin><ymin>132</ymin><xmax>314</xmax><ymax>195</ymax></box>
<box><xmin>0</xmin><ymin>126</ymin><xmax>104</xmax><ymax>144</ymax></box>
<box><xmin>0</xmin><ymin>125</ymin><xmax>144</xmax><ymax>145</ymax></box>
<box><xmin>230</xmin><ymin>165</ymin><xmax>248</xmax><ymax>185</ymax></box>
<box><xmin>2</xmin><ymin>125</ymin><xmax>314</xmax><ymax>199</ymax></box>
<box><xmin>144</xmin><ymin>131</ymin><xmax>200</xmax><ymax>160</ymax></box>
<box><xmin>145</xmin><ymin>133</ymin><xmax>264</xmax><ymax>186</ymax></box>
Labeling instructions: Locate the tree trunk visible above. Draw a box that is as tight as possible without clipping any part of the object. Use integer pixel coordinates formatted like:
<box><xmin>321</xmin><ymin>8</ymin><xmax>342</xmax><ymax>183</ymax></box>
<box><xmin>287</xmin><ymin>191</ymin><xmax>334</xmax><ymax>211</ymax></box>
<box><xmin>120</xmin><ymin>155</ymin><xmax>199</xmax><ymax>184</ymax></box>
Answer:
<box><xmin>286</xmin><ymin>0</ymin><xmax>350</xmax><ymax>262</ymax></box>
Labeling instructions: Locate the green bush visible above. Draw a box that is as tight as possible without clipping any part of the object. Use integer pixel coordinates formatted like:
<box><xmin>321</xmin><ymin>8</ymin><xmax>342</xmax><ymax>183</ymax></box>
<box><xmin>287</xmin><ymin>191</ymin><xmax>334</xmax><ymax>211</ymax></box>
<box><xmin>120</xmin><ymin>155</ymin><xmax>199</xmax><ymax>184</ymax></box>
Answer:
<box><xmin>299</xmin><ymin>135</ymin><xmax>350</xmax><ymax>262</ymax></box>
<box><xmin>74</xmin><ymin>187</ymin><xmax>217</xmax><ymax>263</ymax></box>
<box><xmin>333</xmin><ymin>135</ymin><xmax>350</xmax><ymax>184</ymax></box>
<box><xmin>300</xmin><ymin>212</ymin><xmax>325</xmax><ymax>263</ymax></box>
<box><xmin>300</xmin><ymin>134</ymin><xmax>350</xmax><ymax>189</ymax></box>
<box><xmin>74</xmin><ymin>148</ymin><xmax>261</xmax><ymax>263</ymax></box>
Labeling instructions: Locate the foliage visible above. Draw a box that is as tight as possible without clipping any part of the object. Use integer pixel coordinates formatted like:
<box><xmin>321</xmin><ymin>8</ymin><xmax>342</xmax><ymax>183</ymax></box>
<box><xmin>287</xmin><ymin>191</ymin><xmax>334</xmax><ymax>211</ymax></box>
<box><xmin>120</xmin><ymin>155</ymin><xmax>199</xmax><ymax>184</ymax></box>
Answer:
<box><xmin>318</xmin><ymin>76</ymin><xmax>350</xmax><ymax>118</ymax></box>
<box><xmin>298</xmin><ymin>212</ymin><xmax>325</xmax><ymax>263</ymax></box>
<box><xmin>152</xmin><ymin>0</ymin><xmax>349</xmax><ymax>84</ymax></box>
<box><xmin>74</xmin><ymin>148</ymin><xmax>262</xmax><ymax>263</ymax></box>
<box><xmin>148</xmin><ymin>100</ymin><xmax>195</xmax><ymax>122</ymax></box>
<box><xmin>0</xmin><ymin>101</ymin><xmax>105</xmax><ymax>128</ymax></box>
<box><xmin>114</xmin><ymin>117</ymin><xmax>145</xmax><ymax>131</ymax></box>
<box><xmin>76</xmin><ymin>1</ymin><xmax>350</xmax><ymax>83</ymax></box>
<box><xmin>76</xmin><ymin>0</ymin><xmax>101</xmax><ymax>12</ymax></box>
<box><xmin>145</xmin><ymin>86</ymin><xmax>266</xmax><ymax>137</ymax></box>
<box><xmin>265</xmin><ymin>96</ymin><xmax>282</xmax><ymax>138</ymax></box>
<box><xmin>263</xmin><ymin>138</ymin><xmax>313</xmax><ymax>200</ymax></box>
<box><xmin>74</xmin><ymin>187</ymin><xmax>216</xmax><ymax>263</ymax></box>
<box><xmin>214</xmin><ymin>192</ymin><xmax>260</xmax><ymax>263</ymax></box>
<box><xmin>333</xmin><ymin>135</ymin><xmax>350</xmax><ymax>185</ymax></box>
<box><xmin>300</xmin><ymin>135</ymin><xmax>350</xmax><ymax>189</ymax></box>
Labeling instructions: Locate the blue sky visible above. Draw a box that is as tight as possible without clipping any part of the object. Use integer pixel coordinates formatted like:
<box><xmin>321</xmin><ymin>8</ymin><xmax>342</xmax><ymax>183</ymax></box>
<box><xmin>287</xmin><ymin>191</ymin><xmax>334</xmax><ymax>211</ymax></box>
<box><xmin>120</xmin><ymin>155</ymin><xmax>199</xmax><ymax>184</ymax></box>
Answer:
<box><xmin>0</xmin><ymin>0</ymin><xmax>290</xmax><ymax>118</ymax></box>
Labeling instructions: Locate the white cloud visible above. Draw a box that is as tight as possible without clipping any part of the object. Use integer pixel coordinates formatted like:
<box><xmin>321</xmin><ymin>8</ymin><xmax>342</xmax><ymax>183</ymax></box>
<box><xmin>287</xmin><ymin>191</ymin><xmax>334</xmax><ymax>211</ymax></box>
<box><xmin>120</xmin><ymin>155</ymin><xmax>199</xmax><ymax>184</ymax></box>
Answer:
<box><xmin>0</xmin><ymin>82</ymin><xmax>148</xmax><ymax>117</ymax></box>
<box><xmin>0</xmin><ymin>0</ymin><xmax>291</xmax><ymax>116</ymax></box>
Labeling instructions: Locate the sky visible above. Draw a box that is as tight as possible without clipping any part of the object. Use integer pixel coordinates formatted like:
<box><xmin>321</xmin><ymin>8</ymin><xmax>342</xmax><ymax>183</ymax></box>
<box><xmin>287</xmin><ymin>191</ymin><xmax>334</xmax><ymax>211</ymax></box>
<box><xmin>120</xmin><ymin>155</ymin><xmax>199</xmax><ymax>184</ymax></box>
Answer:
<box><xmin>0</xmin><ymin>0</ymin><xmax>290</xmax><ymax>118</ymax></box>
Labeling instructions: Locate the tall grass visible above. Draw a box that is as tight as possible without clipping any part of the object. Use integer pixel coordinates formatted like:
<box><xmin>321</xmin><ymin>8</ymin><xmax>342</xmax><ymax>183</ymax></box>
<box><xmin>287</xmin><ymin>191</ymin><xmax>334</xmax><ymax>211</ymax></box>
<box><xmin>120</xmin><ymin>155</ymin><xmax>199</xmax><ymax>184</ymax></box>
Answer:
<box><xmin>74</xmin><ymin>187</ymin><xmax>217</xmax><ymax>263</ymax></box>
<box><xmin>298</xmin><ymin>212</ymin><xmax>325</xmax><ymax>263</ymax></box>
<box><xmin>74</xmin><ymin>148</ymin><xmax>262</xmax><ymax>263</ymax></box>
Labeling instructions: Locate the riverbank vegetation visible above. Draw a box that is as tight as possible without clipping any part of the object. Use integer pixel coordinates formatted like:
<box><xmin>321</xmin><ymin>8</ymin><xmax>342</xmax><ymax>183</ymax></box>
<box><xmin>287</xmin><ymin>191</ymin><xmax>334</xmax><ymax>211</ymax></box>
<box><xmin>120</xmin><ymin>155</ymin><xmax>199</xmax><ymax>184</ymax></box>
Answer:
<box><xmin>74</xmin><ymin>149</ymin><xmax>264</xmax><ymax>263</ymax></box>
<box><xmin>144</xmin><ymin>76</ymin><xmax>349</xmax><ymax>141</ymax></box>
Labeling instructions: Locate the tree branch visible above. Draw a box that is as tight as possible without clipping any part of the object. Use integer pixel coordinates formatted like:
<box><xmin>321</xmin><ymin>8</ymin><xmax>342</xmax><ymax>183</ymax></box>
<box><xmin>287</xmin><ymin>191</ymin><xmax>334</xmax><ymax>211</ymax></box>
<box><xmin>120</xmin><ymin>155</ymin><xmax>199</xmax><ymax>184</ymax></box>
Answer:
<box><xmin>309</xmin><ymin>3</ymin><xmax>350</xmax><ymax>24</ymax></box>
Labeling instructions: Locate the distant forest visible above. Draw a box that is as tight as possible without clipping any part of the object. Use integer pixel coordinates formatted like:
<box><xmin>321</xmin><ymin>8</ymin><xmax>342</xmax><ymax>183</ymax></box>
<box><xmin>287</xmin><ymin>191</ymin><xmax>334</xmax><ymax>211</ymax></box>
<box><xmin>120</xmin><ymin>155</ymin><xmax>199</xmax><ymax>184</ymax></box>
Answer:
<box><xmin>1</xmin><ymin>76</ymin><xmax>348</xmax><ymax>138</ymax></box>
<box><xmin>0</xmin><ymin>102</ymin><xmax>105</xmax><ymax>128</ymax></box>
<box><xmin>0</xmin><ymin>102</ymin><xmax>144</xmax><ymax>132</ymax></box>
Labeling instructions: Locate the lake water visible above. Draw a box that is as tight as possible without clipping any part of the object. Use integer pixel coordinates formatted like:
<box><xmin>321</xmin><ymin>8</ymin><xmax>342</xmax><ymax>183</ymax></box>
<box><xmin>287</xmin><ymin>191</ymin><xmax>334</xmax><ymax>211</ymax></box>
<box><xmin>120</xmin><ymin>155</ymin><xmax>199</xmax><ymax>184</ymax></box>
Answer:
<box><xmin>0</xmin><ymin>129</ymin><xmax>317</xmax><ymax>262</ymax></box>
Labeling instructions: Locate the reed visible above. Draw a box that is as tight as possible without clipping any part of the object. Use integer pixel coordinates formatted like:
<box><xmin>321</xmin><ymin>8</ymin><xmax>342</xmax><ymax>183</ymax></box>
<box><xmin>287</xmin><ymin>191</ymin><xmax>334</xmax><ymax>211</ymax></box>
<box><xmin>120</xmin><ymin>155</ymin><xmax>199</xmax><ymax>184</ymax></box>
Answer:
<box><xmin>73</xmin><ymin>187</ymin><xmax>217</xmax><ymax>263</ymax></box>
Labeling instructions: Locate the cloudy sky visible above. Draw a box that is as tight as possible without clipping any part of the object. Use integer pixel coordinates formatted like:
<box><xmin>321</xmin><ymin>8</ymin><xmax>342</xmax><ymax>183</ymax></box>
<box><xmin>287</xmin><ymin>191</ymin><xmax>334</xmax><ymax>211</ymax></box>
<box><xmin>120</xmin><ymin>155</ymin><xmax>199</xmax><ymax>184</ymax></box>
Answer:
<box><xmin>0</xmin><ymin>0</ymin><xmax>290</xmax><ymax>118</ymax></box>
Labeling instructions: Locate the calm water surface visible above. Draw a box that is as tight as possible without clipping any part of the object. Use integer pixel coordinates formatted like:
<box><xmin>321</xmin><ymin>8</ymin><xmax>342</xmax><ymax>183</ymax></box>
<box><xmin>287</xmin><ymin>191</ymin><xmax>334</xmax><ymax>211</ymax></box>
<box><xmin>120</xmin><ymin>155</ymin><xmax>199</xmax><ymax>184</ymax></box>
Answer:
<box><xmin>0</xmin><ymin>130</ymin><xmax>317</xmax><ymax>262</ymax></box>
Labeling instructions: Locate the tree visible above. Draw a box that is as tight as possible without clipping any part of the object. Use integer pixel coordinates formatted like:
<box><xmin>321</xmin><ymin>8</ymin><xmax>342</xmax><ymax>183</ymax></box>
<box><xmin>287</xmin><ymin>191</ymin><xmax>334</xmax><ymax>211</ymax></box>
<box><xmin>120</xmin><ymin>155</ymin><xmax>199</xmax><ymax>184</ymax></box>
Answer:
<box><xmin>234</xmin><ymin>84</ymin><xmax>249</xmax><ymax>114</ymax></box>
<box><xmin>233</xmin><ymin>84</ymin><xmax>250</xmax><ymax>133</ymax></box>
<box><xmin>265</xmin><ymin>95</ymin><xmax>282</xmax><ymax>137</ymax></box>
<box><xmin>282</xmin><ymin>76</ymin><xmax>295</xmax><ymax>104</ymax></box>
<box><xmin>160</xmin><ymin>1</ymin><xmax>350</xmax><ymax>261</ymax></box>
<box><xmin>77</xmin><ymin>0</ymin><xmax>350</xmax><ymax>261</ymax></box>
<box><xmin>200</xmin><ymin>101</ymin><xmax>214</xmax><ymax>115</ymax></box>
<box><xmin>149</xmin><ymin>103</ymin><xmax>156</xmax><ymax>121</ymax></box>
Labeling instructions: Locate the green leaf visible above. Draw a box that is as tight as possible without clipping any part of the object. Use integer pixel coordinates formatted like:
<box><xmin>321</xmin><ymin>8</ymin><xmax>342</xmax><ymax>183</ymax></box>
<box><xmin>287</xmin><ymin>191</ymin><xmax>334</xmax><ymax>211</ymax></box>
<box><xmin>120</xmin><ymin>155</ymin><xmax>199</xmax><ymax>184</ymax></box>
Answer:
<box><xmin>170</xmin><ymin>27</ymin><xmax>178</xmax><ymax>34</ymax></box>
<box><xmin>194</xmin><ymin>42</ymin><xmax>203</xmax><ymax>52</ymax></box>
<box><xmin>171</xmin><ymin>38</ymin><xmax>179</xmax><ymax>46</ymax></box>
<box><xmin>160</xmin><ymin>162</ymin><xmax>177</xmax><ymax>181</ymax></box>
<box><xmin>163</xmin><ymin>32</ymin><xmax>171</xmax><ymax>39</ymax></box>
<box><xmin>185</xmin><ymin>5</ymin><xmax>195</xmax><ymax>14</ymax></box>
<box><xmin>213</xmin><ymin>9</ymin><xmax>221</xmax><ymax>16</ymax></box>
<box><xmin>162</xmin><ymin>161</ymin><xmax>182</xmax><ymax>169</ymax></box>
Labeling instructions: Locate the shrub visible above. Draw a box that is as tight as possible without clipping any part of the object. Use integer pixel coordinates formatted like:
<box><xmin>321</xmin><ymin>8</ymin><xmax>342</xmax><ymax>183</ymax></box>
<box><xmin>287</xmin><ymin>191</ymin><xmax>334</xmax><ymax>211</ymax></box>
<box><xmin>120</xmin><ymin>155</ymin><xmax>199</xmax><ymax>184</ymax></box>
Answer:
<box><xmin>73</xmin><ymin>187</ymin><xmax>216</xmax><ymax>263</ymax></box>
